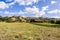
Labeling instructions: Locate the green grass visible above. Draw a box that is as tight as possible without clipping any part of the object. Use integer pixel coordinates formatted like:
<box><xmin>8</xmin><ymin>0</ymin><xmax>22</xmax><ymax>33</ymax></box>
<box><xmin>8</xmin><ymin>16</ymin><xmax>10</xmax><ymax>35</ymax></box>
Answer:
<box><xmin>0</xmin><ymin>22</ymin><xmax>60</xmax><ymax>40</ymax></box>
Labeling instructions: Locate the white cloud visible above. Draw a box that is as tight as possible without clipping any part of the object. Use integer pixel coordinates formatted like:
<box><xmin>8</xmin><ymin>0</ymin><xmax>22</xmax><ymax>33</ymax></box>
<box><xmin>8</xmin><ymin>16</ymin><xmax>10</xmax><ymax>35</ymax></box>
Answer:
<box><xmin>24</xmin><ymin>6</ymin><xmax>48</xmax><ymax>17</ymax></box>
<box><xmin>0</xmin><ymin>2</ymin><xmax>9</xmax><ymax>9</ymax></box>
<box><xmin>3</xmin><ymin>10</ymin><xmax>24</xmax><ymax>15</ymax></box>
<box><xmin>4</xmin><ymin>11</ymin><xmax>9</xmax><ymax>14</ymax></box>
<box><xmin>51</xmin><ymin>1</ymin><xmax>56</xmax><ymax>4</ymax></box>
<box><xmin>35</xmin><ymin>6</ymin><xmax>49</xmax><ymax>17</ymax></box>
<box><xmin>6</xmin><ymin>0</ymin><xmax>13</xmax><ymax>2</ymax></box>
<box><xmin>18</xmin><ymin>11</ymin><xmax>25</xmax><ymax>14</ymax></box>
<box><xmin>4</xmin><ymin>11</ymin><xmax>15</xmax><ymax>15</ymax></box>
<box><xmin>5</xmin><ymin>0</ymin><xmax>16</xmax><ymax>6</ymax></box>
<box><xmin>25</xmin><ymin>6</ymin><xmax>43</xmax><ymax>17</ymax></box>
<box><xmin>0</xmin><ymin>1</ymin><xmax>15</xmax><ymax>9</ymax></box>
<box><xmin>6</xmin><ymin>0</ymin><xmax>39</xmax><ymax>5</ymax></box>
<box><xmin>0</xmin><ymin>0</ymin><xmax>39</xmax><ymax>9</ymax></box>
<box><xmin>25</xmin><ymin>6</ymin><xmax>39</xmax><ymax>13</ymax></box>
<box><xmin>6</xmin><ymin>6</ymin><xmax>45</xmax><ymax>17</ymax></box>
<box><xmin>15</xmin><ymin>0</ymin><xmax>39</xmax><ymax>5</ymax></box>
<box><xmin>52</xmin><ymin>16</ymin><xmax>60</xmax><ymax>18</ymax></box>
<box><xmin>42</xmin><ymin>6</ymin><xmax>49</xmax><ymax>11</ymax></box>
<box><xmin>8</xmin><ymin>2</ymin><xmax>15</xmax><ymax>6</ymax></box>
<box><xmin>48</xmin><ymin>9</ymin><xmax>60</xmax><ymax>14</ymax></box>
<box><xmin>2</xmin><ymin>5</ymin><xmax>48</xmax><ymax>17</ymax></box>
<box><xmin>58</xmin><ymin>4</ymin><xmax>60</xmax><ymax>6</ymax></box>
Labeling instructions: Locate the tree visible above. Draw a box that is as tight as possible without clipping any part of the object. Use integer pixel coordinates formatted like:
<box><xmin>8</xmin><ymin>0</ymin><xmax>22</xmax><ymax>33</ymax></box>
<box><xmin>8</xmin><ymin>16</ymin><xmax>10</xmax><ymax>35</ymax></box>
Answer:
<box><xmin>56</xmin><ymin>20</ymin><xmax>60</xmax><ymax>24</ymax></box>
<box><xmin>49</xmin><ymin>20</ymin><xmax>56</xmax><ymax>24</ymax></box>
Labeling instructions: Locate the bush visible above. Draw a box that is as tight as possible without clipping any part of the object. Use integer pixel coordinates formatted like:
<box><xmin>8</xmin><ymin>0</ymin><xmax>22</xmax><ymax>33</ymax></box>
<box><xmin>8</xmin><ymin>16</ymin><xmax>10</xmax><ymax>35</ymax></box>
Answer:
<box><xmin>30</xmin><ymin>19</ymin><xmax>36</xmax><ymax>22</ymax></box>
<box><xmin>49</xmin><ymin>20</ymin><xmax>56</xmax><ymax>24</ymax></box>
<box><xmin>56</xmin><ymin>20</ymin><xmax>60</xmax><ymax>24</ymax></box>
<box><xmin>49</xmin><ymin>20</ymin><xmax>60</xmax><ymax>24</ymax></box>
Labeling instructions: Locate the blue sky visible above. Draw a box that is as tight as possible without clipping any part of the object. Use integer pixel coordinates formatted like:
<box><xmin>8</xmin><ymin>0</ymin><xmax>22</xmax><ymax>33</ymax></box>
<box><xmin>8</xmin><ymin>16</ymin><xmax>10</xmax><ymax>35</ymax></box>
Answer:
<box><xmin>0</xmin><ymin>0</ymin><xmax>60</xmax><ymax>18</ymax></box>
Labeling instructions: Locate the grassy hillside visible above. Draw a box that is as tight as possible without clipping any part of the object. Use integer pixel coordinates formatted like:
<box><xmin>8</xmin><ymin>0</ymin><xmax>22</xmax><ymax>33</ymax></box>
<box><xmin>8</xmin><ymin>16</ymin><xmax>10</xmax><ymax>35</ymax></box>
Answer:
<box><xmin>0</xmin><ymin>22</ymin><xmax>60</xmax><ymax>40</ymax></box>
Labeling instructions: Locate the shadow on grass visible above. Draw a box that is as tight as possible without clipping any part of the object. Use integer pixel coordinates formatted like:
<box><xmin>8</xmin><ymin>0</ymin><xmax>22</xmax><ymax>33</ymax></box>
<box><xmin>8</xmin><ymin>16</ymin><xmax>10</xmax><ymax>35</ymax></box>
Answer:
<box><xmin>30</xmin><ymin>22</ymin><xmax>60</xmax><ymax>28</ymax></box>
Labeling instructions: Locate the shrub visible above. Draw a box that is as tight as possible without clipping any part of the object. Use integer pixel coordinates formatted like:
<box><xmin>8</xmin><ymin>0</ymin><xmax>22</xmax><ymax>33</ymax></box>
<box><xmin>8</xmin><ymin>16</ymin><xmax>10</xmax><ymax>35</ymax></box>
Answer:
<box><xmin>30</xmin><ymin>19</ymin><xmax>35</xmax><ymax>22</ymax></box>
<box><xmin>49</xmin><ymin>20</ymin><xmax>56</xmax><ymax>24</ymax></box>
<box><xmin>55</xmin><ymin>20</ymin><xmax>60</xmax><ymax>24</ymax></box>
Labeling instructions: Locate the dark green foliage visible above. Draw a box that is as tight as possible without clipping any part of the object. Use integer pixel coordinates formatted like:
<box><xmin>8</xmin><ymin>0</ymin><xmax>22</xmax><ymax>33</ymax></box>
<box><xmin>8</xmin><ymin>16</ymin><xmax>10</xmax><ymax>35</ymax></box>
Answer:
<box><xmin>49</xmin><ymin>20</ymin><xmax>56</xmax><ymax>24</ymax></box>
<box><xmin>36</xmin><ymin>38</ymin><xmax>41</xmax><ymax>40</ymax></box>
<box><xmin>30</xmin><ymin>19</ymin><xmax>36</xmax><ymax>22</ymax></box>
<box><xmin>56</xmin><ymin>20</ymin><xmax>60</xmax><ymax>24</ymax></box>
<box><xmin>49</xmin><ymin>20</ymin><xmax>60</xmax><ymax>24</ymax></box>
<box><xmin>0</xmin><ymin>17</ymin><xmax>8</xmax><ymax>22</ymax></box>
<box><xmin>15</xmin><ymin>35</ymin><xmax>19</xmax><ymax>38</ymax></box>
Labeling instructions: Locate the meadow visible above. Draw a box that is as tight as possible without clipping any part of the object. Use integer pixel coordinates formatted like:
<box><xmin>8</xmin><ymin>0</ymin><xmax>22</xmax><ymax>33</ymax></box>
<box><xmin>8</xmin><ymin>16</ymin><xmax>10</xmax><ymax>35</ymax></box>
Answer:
<box><xmin>0</xmin><ymin>22</ymin><xmax>60</xmax><ymax>40</ymax></box>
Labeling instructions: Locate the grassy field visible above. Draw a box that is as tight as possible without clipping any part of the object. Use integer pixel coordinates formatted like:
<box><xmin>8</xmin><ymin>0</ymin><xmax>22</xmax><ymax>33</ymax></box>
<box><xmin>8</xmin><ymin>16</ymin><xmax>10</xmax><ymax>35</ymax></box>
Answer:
<box><xmin>0</xmin><ymin>22</ymin><xmax>60</xmax><ymax>40</ymax></box>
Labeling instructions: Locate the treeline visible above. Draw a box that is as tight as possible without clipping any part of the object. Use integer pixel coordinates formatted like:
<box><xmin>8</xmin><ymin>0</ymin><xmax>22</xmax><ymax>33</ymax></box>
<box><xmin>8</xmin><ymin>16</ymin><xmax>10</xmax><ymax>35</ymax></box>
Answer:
<box><xmin>49</xmin><ymin>20</ymin><xmax>60</xmax><ymax>24</ymax></box>
<box><xmin>0</xmin><ymin>16</ymin><xmax>60</xmax><ymax>24</ymax></box>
